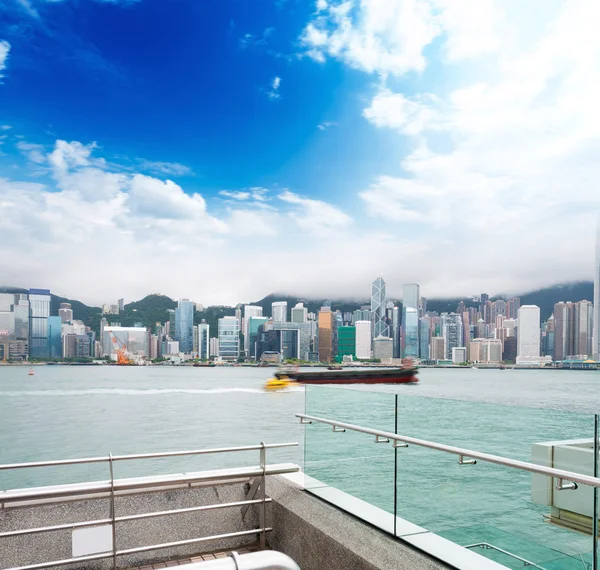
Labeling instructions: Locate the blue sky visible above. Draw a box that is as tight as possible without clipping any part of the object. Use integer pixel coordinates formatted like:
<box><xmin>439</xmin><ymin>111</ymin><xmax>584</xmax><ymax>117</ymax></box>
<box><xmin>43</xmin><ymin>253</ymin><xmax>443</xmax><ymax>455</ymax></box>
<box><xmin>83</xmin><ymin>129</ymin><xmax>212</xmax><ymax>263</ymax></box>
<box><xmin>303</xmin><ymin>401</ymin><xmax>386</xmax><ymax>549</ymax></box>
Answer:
<box><xmin>0</xmin><ymin>0</ymin><xmax>598</xmax><ymax>305</ymax></box>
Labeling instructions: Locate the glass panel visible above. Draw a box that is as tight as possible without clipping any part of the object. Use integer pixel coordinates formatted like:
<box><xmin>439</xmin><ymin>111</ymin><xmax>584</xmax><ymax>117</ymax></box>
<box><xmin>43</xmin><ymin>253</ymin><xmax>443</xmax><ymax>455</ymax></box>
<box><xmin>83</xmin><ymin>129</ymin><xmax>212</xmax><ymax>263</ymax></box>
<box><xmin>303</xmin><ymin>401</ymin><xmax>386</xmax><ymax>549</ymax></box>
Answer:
<box><xmin>304</xmin><ymin>385</ymin><xmax>396</xmax><ymax>533</ymax></box>
<box><xmin>394</xmin><ymin>394</ymin><xmax>595</xmax><ymax>569</ymax></box>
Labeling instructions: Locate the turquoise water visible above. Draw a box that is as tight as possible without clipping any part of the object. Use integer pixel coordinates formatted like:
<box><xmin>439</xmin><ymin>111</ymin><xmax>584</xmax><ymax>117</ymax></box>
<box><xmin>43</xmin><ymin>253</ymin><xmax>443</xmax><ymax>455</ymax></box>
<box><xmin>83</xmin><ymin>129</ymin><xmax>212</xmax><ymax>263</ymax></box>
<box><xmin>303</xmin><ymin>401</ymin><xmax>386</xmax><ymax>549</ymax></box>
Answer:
<box><xmin>1</xmin><ymin>365</ymin><xmax>599</xmax><ymax>568</ymax></box>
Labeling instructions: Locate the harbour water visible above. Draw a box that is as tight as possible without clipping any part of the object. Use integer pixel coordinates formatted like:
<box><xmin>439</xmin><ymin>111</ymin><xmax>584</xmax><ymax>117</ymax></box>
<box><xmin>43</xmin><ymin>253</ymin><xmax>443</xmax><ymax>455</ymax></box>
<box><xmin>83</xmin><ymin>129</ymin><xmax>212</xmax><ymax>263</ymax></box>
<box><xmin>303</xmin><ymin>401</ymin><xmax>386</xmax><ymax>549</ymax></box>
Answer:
<box><xmin>1</xmin><ymin>365</ymin><xmax>599</xmax><ymax>568</ymax></box>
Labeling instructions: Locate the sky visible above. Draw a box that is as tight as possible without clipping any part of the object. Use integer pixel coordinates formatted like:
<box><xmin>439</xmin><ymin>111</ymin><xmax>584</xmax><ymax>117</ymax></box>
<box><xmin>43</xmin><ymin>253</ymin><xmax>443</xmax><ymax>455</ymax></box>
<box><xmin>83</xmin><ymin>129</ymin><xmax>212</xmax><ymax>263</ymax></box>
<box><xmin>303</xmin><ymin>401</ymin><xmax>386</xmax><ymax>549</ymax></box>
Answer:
<box><xmin>0</xmin><ymin>0</ymin><xmax>599</xmax><ymax>306</ymax></box>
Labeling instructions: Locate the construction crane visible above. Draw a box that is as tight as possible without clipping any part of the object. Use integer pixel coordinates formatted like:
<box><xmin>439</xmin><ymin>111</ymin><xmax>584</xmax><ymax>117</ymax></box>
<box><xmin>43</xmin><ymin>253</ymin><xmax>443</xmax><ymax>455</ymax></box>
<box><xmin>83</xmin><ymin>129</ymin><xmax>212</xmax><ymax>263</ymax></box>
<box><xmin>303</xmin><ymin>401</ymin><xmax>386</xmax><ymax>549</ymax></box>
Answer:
<box><xmin>109</xmin><ymin>331</ymin><xmax>132</xmax><ymax>365</ymax></box>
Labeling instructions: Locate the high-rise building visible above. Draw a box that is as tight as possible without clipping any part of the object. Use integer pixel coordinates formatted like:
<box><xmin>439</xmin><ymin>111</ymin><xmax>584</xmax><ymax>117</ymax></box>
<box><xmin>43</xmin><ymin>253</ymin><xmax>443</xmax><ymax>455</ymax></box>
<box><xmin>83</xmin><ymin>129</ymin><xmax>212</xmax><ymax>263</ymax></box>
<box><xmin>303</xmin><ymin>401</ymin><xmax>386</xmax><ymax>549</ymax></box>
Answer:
<box><xmin>517</xmin><ymin>305</ymin><xmax>541</xmax><ymax>363</ymax></box>
<box><xmin>291</xmin><ymin>303</ymin><xmax>308</xmax><ymax>324</ymax></box>
<box><xmin>58</xmin><ymin>303</ymin><xmax>73</xmax><ymax>324</ymax></box>
<box><xmin>273</xmin><ymin>322</ymin><xmax>312</xmax><ymax>361</ymax></box>
<box><xmin>373</xmin><ymin>336</ymin><xmax>393</xmax><ymax>360</ymax></box>
<box><xmin>507</xmin><ymin>297</ymin><xmax>521</xmax><ymax>319</ymax></box>
<box><xmin>248</xmin><ymin>316</ymin><xmax>268</xmax><ymax>358</ymax></box>
<box><xmin>47</xmin><ymin>316</ymin><xmax>62</xmax><ymax>358</ymax></box>
<box><xmin>118</xmin><ymin>298</ymin><xmax>125</xmax><ymax>312</ymax></box>
<box><xmin>28</xmin><ymin>288</ymin><xmax>51</xmax><ymax>358</ymax></box>
<box><xmin>371</xmin><ymin>277</ymin><xmax>388</xmax><ymax>338</ymax></box>
<box><xmin>503</xmin><ymin>336</ymin><xmax>518</xmax><ymax>362</ymax></box>
<box><xmin>272</xmin><ymin>301</ymin><xmax>287</xmax><ymax>323</ymax></box>
<box><xmin>554</xmin><ymin>300</ymin><xmax>593</xmax><ymax>360</ymax></box>
<box><xmin>452</xmin><ymin>347</ymin><xmax>467</xmax><ymax>364</ymax></box>
<box><xmin>431</xmin><ymin>337</ymin><xmax>446</xmax><ymax>360</ymax></box>
<box><xmin>542</xmin><ymin>316</ymin><xmax>555</xmax><ymax>357</ymax></box>
<box><xmin>442</xmin><ymin>314</ymin><xmax>463</xmax><ymax>360</ymax></box>
<box><xmin>403</xmin><ymin>283</ymin><xmax>420</xmax><ymax>312</ymax></box>
<box><xmin>174</xmin><ymin>299</ymin><xmax>194</xmax><ymax>354</ymax></box>
<box><xmin>218</xmin><ymin>316</ymin><xmax>240</xmax><ymax>360</ymax></box>
<box><xmin>209</xmin><ymin>337</ymin><xmax>220</xmax><ymax>357</ymax></box>
<box><xmin>337</xmin><ymin>326</ymin><xmax>356</xmax><ymax>360</ymax></box>
<box><xmin>392</xmin><ymin>306</ymin><xmax>400</xmax><ymax>358</ymax></box>
<box><xmin>355</xmin><ymin>321</ymin><xmax>371</xmax><ymax>359</ymax></box>
<box><xmin>244</xmin><ymin>305</ymin><xmax>263</xmax><ymax>353</ymax></box>
<box><xmin>575</xmin><ymin>300</ymin><xmax>593</xmax><ymax>357</ymax></box>
<box><xmin>402</xmin><ymin>307</ymin><xmax>419</xmax><ymax>358</ymax></box>
<box><xmin>419</xmin><ymin>317</ymin><xmax>431</xmax><ymax>359</ymax></box>
<box><xmin>193</xmin><ymin>325</ymin><xmax>199</xmax><ymax>354</ymax></box>
<box><xmin>470</xmin><ymin>338</ymin><xmax>503</xmax><ymax>363</ymax></box>
<box><xmin>198</xmin><ymin>322</ymin><xmax>210</xmax><ymax>360</ymax></box>
<box><xmin>479</xmin><ymin>293</ymin><xmax>489</xmax><ymax>315</ymax></box>
<box><xmin>318</xmin><ymin>308</ymin><xmax>334</xmax><ymax>362</ymax></box>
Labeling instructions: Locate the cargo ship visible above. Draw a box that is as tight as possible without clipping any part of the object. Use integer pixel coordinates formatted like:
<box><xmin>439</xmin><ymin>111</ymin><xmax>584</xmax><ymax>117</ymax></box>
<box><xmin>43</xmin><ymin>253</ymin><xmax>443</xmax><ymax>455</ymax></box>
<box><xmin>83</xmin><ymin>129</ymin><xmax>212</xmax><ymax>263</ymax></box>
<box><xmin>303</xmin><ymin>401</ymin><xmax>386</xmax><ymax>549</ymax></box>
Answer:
<box><xmin>265</xmin><ymin>362</ymin><xmax>418</xmax><ymax>390</ymax></box>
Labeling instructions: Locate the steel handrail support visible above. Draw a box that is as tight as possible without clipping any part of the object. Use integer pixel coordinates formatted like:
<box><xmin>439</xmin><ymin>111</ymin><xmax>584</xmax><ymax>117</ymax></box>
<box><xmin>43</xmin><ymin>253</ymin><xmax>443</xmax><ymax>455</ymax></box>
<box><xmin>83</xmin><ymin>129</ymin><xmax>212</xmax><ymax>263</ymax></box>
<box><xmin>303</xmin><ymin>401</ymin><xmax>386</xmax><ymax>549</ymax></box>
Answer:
<box><xmin>259</xmin><ymin>442</ymin><xmax>266</xmax><ymax>550</ymax></box>
<box><xmin>108</xmin><ymin>453</ymin><xmax>117</xmax><ymax>570</ymax></box>
<box><xmin>296</xmin><ymin>413</ymin><xmax>600</xmax><ymax>489</ymax></box>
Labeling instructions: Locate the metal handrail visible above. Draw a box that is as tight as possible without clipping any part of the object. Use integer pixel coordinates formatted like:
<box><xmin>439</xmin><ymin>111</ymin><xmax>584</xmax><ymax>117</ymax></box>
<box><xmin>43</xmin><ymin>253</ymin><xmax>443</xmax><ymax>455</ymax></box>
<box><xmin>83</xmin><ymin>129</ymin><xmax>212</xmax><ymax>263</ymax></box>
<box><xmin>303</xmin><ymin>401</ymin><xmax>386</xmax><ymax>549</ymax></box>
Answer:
<box><xmin>296</xmin><ymin>413</ymin><xmax>600</xmax><ymax>489</ymax></box>
<box><xmin>0</xmin><ymin>442</ymin><xmax>299</xmax><ymax>570</ymax></box>
<box><xmin>0</xmin><ymin>442</ymin><xmax>297</xmax><ymax>471</ymax></box>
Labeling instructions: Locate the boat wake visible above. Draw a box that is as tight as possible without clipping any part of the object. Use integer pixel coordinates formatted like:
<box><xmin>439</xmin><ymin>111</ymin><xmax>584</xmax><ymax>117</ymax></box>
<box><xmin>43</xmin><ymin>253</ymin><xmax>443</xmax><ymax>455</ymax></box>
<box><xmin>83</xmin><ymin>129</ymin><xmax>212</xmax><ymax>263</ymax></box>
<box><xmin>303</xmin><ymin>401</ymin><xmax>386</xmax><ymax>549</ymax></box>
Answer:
<box><xmin>0</xmin><ymin>386</ymin><xmax>305</xmax><ymax>397</ymax></box>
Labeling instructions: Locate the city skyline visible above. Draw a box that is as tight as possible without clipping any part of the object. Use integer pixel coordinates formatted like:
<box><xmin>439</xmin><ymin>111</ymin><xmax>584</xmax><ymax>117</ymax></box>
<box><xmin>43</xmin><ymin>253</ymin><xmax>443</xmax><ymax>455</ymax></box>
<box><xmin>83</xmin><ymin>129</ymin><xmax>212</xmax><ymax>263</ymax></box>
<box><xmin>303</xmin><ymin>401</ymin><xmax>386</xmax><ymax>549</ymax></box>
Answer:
<box><xmin>1</xmin><ymin>1</ymin><xmax>599</xmax><ymax>304</ymax></box>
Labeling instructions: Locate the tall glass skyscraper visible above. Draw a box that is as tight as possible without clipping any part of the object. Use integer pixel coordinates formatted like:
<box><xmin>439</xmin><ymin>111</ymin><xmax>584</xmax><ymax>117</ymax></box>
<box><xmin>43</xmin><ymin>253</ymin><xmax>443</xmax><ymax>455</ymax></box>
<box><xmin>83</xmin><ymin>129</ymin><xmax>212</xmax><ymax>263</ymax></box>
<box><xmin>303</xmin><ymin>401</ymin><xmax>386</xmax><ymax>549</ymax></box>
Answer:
<box><xmin>174</xmin><ymin>299</ymin><xmax>194</xmax><ymax>354</ymax></box>
<box><xmin>218</xmin><ymin>316</ymin><xmax>240</xmax><ymax>360</ymax></box>
<box><xmin>198</xmin><ymin>322</ymin><xmax>210</xmax><ymax>360</ymax></box>
<box><xmin>28</xmin><ymin>288</ymin><xmax>51</xmax><ymax>358</ymax></box>
<box><xmin>371</xmin><ymin>277</ymin><xmax>388</xmax><ymax>338</ymax></box>
<box><xmin>419</xmin><ymin>316</ymin><xmax>431</xmax><ymax>359</ymax></box>
<box><xmin>47</xmin><ymin>316</ymin><xmax>62</xmax><ymax>358</ymax></box>
<box><xmin>402</xmin><ymin>307</ymin><xmax>419</xmax><ymax>358</ymax></box>
<box><xmin>594</xmin><ymin>219</ymin><xmax>600</xmax><ymax>359</ymax></box>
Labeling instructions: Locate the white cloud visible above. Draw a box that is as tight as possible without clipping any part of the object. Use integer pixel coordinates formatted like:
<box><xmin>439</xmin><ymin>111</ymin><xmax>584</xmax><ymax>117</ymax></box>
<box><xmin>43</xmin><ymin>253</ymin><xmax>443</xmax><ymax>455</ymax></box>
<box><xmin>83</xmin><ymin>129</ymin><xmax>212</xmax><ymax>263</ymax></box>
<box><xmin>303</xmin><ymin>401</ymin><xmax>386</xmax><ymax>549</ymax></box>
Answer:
<box><xmin>278</xmin><ymin>190</ymin><xmax>352</xmax><ymax>235</ymax></box>
<box><xmin>317</xmin><ymin>121</ymin><xmax>337</xmax><ymax>130</ymax></box>
<box><xmin>16</xmin><ymin>141</ymin><xmax>46</xmax><ymax>164</ymax></box>
<box><xmin>0</xmin><ymin>125</ymin><xmax>11</xmax><ymax>131</ymax></box>
<box><xmin>219</xmin><ymin>190</ymin><xmax>251</xmax><ymax>201</ymax></box>
<box><xmin>137</xmin><ymin>160</ymin><xmax>191</xmax><ymax>177</ymax></box>
<box><xmin>267</xmin><ymin>76</ymin><xmax>281</xmax><ymax>100</ymax></box>
<box><xmin>227</xmin><ymin>209</ymin><xmax>279</xmax><ymax>237</ymax></box>
<box><xmin>0</xmin><ymin>41</ymin><xmax>11</xmax><ymax>80</ymax></box>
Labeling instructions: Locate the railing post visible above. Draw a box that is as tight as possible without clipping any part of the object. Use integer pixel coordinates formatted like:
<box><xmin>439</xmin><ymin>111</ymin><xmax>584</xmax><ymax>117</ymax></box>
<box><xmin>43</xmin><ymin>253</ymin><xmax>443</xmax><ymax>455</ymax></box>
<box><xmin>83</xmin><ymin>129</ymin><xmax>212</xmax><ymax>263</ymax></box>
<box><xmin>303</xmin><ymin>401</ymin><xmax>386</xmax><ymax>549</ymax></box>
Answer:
<box><xmin>259</xmin><ymin>441</ymin><xmax>266</xmax><ymax>550</ymax></box>
<box><xmin>108</xmin><ymin>454</ymin><xmax>117</xmax><ymax>570</ymax></box>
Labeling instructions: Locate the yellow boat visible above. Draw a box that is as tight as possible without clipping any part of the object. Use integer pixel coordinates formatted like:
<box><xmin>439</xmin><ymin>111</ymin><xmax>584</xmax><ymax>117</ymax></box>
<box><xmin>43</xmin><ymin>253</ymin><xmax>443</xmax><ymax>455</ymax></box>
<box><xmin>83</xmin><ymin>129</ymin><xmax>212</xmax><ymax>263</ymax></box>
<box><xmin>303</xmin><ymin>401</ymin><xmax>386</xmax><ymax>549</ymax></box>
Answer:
<box><xmin>264</xmin><ymin>375</ymin><xmax>297</xmax><ymax>391</ymax></box>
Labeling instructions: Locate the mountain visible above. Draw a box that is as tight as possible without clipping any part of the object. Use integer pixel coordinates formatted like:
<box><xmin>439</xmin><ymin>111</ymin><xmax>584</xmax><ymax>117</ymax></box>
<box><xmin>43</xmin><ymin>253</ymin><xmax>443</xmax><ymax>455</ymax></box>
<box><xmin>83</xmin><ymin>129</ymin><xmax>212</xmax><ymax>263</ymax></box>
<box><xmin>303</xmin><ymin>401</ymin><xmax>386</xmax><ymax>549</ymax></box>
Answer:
<box><xmin>0</xmin><ymin>281</ymin><xmax>595</xmax><ymax>335</ymax></box>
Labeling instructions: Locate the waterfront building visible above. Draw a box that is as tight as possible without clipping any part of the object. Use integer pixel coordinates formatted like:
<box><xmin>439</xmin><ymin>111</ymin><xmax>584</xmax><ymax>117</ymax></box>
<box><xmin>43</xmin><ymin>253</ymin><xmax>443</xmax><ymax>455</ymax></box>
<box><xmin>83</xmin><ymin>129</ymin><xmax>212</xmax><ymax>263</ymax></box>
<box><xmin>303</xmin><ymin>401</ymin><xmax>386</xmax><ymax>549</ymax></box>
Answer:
<box><xmin>517</xmin><ymin>305</ymin><xmax>541</xmax><ymax>364</ymax></box>
<box><xmin>243</xmin><ymin>305</ymin><xmax>263</xmax><ymax>354</ymax></box>
<box><xmin>503</xmin><ymin>336</ymin><xmax>518</xmax><ymax>362</ymax></box>
<box><xmin>174</xmin><ymin>299</ymin><xmax>194</xmax><ymax>354</ymax></box>
<box><xmin>371</xmin><ymin>277</ymin><xmax>388</xmax><ymax>338</ymax></box>
<box><xmin>431</xmin><ymin>336</ymin><xmax>445</xmax><ymax>361</ymax></box>
<box><xmin>355</xmin><ymin>320</ymin><xmax>371</xmax><ymax>359</ymax></box>
<box><xmin>402</xmin><ymin>307</ymin><xmax>419</xmax><ymax>358</ymax></box>
<box><xmin>469</xmin><ymin>338</ymin><xmax>503</xmax><ymax>363</ymax></box>
<box><xmin>542</xmin><ymin>316</ymin><xmax>555</xmax><ymax>357</ymax></box>
<box><xmin>318</xmin><ymin>308</ymin><xmax>334</xmax><ymax>362</ymax></box>
<box><xmin>58</xmin><ymin>303</ymin><xmax>73</xmax><ymax>324</ymax></box>
<box><xmin>118</xmin><ymin>298</ymin><xmax>124</xmax><ymax>312</ymax></box>
<box><xmin>28</xmin><ymin>288</ymin><xmax>51</xmax><ymax>358</ymax></box>
<box><xmin>63</xmin><ymin>334</ymin><xmax>91</xmax><ymax>359</ymax></box>
<box><xmin>272</xmin><ymin>301</ymin><xmax>287</xmax><ymax>323</ymax></box>
<box><xmin>198</xmin><ymin>322</ymin><xmax>210</xmax><ymax>360</ymax></box>
<box><xmin>218</xmin><ymin>316</ymin><xmax>240</xmax><ymax>361</ymax></box>
<box><xmin>193</xmin><ymin>325</ymin><xmax>199</xmax><ymax>355</ymax></box>
<box><xmin>291</xmin><ymin>303</ymin><xmax>308</xmax><ymax>324</ymax></box>
<box><xmin>150</xmin><ymin>334</ymin><xmax>159</xmax><ymax>360</ymax></box>
<box><xmin>248</xmin><ymin>316</ymin><xmax>268</xmax><ymax>358</ymax></box>
<box><xmin>273</xmin><ymin>322</ymin><xmax>312</xmax><ymax>361</ymax></box>
<box><xmin>575</xmin><ymin>300</ymin><xmax>593</xmax><ymax>357</ymax></box>
<box><xmin>47</xmin><ymin>316</ymin><xmax>62</xmax><ymax>358</ymax></box>
<box><xmin>372</xmin><ymin>336</ymin><xmax>393</xmax><ymax>360</ymax></box>
<box><xmin>403</xmin><ymin>283</ymin><xmax>420</xmax><ymax>313</ymax></box>
<box><xmin>337</xmin><ymin>326</ymin><xmax>356</xmax><ymax>360</ymax></box>
<box><xmin>451</xmin><ymin>347</ymin><xmax>467</xmax><ymax>364</ymax></box>
<box><xmin>392</xmin><ymin>306</ymin><xmax>400</xmax><ymax>358</ymax></box>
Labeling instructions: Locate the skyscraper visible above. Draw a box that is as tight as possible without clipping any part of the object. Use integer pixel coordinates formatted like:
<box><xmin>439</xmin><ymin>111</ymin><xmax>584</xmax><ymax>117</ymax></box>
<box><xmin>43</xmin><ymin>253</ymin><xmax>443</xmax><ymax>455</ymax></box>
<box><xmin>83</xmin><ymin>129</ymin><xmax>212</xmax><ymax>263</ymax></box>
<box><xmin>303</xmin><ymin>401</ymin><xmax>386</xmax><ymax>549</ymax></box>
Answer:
<box><xmin>355</xmin><ymin>321</ymin><xmax>371</xmax><ymax>359</ymax></box>
<box><xmin>371</xmin><ymin>277</ymin><xmax>388</xmax><ymax>338</ymax></box>
<box><xmin>58</xmin><ymin>303</ymin><xmax>73</xmax><ymax>324</ymax></box>
<box><xmin>402</xmin><ymin>283</ymin><xmax>420</xmax><ymax>312</ymax></box>
<box><xmin>243</xmin><ymin>305</ymin><xmax>263</xmax><ymax>354</ymax></box>
<box><xmin>248</xmin><ymin>316</ymin><xmax>268</xmax><ymax>358</ymax></box>
<box><xmin>198</xmin><ymin>322</ymin><xmax>210</xmax><ymax>360</ymax></box>
<box><xmin>218</xmin><ymin>316</ymin><xmax>240</xmax><ymax>360</ymax></box>
<box><xmin>118</xmin><ymin>298</ymin><xmax>125</xmax><ymax>312</ymax></box>
<box><xmin>575</xmin><ymin>300</ymin><xmax>593</xmax><ymax>356</ymax></box>
<box><xmin>272</xmin><ymin>301</ymin><xmax>287</xmax><ymax>323</ymax></box>
<box><xmin>174</xmin><ymin>299</ymin><xmax>194</xmax><ymax>354</ymax></box>
<box><xmin>28</xmin><ymin>288</ymin><xmax>51</xmax><ymax>358</ymax></box>
<box><xmin>402</xmin><ymin>307</ymin><xmax>419</xmax><ymax>358</ymax></box>
<box><xmin>419</xmin><ymin>316</ymin><xmax>431</xmax><ymax>360</ymax></box>
<box><xmin>318</xmin><ymin>308</ymin><xmax>333</xmax><ymax>362</ymax></box>
<box><xmin>291</xmin><ymin>303</ymin><xmax>308</xmax><ymax>323</ymax></box>
<box><xmin>517</xmin><ymin>305</ymin><xmax>541</xmax><ymax>364</ymax></box>
<box><xmin>442</xmin><ymin>314</ymin><xmax>463</xmax><ymax>360</ymax></box>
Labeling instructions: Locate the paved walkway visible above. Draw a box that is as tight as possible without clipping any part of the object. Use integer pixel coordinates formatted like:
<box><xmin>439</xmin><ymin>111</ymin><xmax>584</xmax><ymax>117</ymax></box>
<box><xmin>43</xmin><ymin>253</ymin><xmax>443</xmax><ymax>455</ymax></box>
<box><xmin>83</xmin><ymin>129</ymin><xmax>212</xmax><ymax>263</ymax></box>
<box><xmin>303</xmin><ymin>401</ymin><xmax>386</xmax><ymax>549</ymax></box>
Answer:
<box><xmin>135</xmin><ymin>545</ymin><xmax>260</xmax><ymax>569</ymax></box>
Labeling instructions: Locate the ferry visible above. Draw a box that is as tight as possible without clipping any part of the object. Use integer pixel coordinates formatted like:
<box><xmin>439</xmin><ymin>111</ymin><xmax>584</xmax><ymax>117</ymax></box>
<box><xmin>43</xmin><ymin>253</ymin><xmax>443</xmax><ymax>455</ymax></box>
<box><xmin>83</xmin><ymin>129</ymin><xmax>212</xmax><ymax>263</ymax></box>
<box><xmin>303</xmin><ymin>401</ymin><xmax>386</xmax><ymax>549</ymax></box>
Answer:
<box><xmin>265</xmin><ymin>360</ymin><xmax>418</xmax><ymax>390</ymax></box>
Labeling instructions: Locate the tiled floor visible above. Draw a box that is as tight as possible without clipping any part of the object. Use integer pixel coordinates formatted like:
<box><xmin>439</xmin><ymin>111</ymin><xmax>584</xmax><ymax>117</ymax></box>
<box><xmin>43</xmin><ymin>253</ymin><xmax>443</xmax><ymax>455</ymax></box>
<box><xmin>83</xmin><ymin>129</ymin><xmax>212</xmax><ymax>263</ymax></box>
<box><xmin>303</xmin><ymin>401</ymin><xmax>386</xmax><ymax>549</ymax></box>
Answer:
<box><xmin>134</xmin><ymin>545</ymin><xmax>260</xmax><ymax>569</ymax></box>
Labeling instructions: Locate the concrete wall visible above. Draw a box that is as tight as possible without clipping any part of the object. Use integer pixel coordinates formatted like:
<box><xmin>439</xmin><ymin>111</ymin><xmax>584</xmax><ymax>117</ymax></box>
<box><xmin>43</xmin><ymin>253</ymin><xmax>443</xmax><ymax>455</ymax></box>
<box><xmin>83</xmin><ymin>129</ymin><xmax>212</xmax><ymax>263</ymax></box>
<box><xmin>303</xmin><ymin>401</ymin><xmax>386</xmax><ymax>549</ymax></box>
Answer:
<box><xmin>266</xmin><ymin>476</ymin><xmax>450</xmax><ymax>570</ymax></box>
<box><xmin>0</xmin><ymin>480</ymin><xmax>259</xmax><ymax>570</ymax></box>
